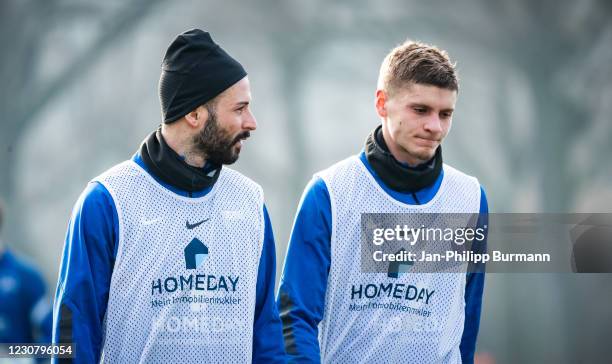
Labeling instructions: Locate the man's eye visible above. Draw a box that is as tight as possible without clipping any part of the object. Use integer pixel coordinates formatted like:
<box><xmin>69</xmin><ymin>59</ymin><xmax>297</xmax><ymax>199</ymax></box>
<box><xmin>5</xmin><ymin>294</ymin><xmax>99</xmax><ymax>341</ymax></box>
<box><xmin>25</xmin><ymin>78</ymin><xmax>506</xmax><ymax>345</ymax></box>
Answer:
<box><xmin>441</xmin><ymin>112</ymin><xmax>452</xmax><ymax>118</ymax></box>
<box><xmin>413</xmin><ymin>108</ymin><xmax>426</xmax><ymax>114</ymax></box>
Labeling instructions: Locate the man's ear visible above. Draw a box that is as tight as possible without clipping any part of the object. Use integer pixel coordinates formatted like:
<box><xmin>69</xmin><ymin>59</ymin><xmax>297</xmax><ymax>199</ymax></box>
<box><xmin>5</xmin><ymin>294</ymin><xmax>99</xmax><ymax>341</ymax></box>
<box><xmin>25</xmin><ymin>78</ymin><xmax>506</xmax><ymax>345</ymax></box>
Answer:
<box><xmin>184</xmin><ymin>105</ymin><xmax>207</xmax><ymax>128</ymax></box>
<box><xmin>375</xmin><ymin>89</ymin><xmax>388</xmax><ymax>118</ymax></box>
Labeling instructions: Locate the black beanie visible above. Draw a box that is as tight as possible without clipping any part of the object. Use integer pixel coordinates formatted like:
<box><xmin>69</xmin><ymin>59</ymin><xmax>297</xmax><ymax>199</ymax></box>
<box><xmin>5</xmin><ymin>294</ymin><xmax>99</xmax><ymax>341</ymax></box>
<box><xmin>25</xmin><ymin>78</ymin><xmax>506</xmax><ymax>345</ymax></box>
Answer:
<box><xmin>158</xmin><ymin>29</ymin><xmax>247</xmax><ymax>123</ymax></box>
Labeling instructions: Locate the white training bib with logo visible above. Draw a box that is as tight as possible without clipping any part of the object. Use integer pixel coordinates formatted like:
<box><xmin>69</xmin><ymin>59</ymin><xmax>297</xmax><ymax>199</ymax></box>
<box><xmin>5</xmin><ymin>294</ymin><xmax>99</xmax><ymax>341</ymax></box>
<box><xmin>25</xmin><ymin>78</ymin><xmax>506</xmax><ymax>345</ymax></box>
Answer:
<box><xmin>316</xmin><ymin>156</ymin><xmax>481</xmax><ymax>364</ymax></box>
<box><xmin>93</xmin><ymin>160</ymin><xmax>264</xmax><ymax>363</ymax></box>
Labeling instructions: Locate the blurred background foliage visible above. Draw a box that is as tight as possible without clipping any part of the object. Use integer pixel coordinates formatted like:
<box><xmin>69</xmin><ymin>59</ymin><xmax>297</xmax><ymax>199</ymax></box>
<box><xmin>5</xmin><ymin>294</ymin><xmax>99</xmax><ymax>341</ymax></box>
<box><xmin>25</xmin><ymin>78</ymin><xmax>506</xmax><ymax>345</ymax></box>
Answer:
<box><xmin>1</xmin><ymin>0</ymin><xmax>611</xmax><ymax>362</ymax></box>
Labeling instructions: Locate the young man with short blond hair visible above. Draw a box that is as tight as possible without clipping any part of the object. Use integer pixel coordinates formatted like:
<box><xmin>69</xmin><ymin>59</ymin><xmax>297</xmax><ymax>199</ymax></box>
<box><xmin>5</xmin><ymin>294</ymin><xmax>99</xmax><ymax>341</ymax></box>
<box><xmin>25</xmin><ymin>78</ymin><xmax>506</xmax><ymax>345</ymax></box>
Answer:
<box><xmin>278</xmin><ymin>40</ymin><xmax>488</xmax><ymax>364</ymax></box>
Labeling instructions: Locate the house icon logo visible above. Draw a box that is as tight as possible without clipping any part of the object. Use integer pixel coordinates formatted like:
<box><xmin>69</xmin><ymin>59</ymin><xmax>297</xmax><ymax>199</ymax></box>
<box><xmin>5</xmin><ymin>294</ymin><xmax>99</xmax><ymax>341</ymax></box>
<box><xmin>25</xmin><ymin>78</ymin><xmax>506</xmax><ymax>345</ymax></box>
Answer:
<box><xmin>388</xmin><ymin>248</ymin><xmax>414</xmax><ymax>278</ymax></box>
<box><xmin>184</xmin><ymin>238</ymin><xmax>209</xmax><ymax>270</ymax></box>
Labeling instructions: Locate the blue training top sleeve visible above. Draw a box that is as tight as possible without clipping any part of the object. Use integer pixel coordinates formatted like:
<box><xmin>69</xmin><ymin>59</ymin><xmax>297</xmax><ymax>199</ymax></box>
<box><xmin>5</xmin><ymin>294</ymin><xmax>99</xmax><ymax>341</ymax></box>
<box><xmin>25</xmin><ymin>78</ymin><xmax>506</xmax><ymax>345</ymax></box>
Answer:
<box><xmin>460</xmin><ymin>185</ymin><xmax>488</xmax><ymax>364</ymax></box>
<box><xmin>25</xmin><ymin>267</ymin><xmax>53</xmax><ymax>344</ymax></box>
<box><xmin>52</xmin><ymin>181</ymin><xmax>118</xmax><ymax>364</ymax></box>
<box><xmin>252</xmin><ymin>205</ymin><xmax>287</xmax><ymax>363</ymax></box>
<box><xmin>277</xmin><ymin>176</ymin><xmax>332</xmax><ymax>363</ymax></box>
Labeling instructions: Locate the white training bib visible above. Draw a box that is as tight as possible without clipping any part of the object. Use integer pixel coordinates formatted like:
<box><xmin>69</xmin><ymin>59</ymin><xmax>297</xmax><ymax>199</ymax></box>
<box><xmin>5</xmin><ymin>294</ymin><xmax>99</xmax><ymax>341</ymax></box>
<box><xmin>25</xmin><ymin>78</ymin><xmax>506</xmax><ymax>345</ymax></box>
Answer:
<box><xmin>94</xmin><ymin>160</ymin><xmax>264</xmax><ymax>364</ymax></box>
<box><xmin>316</xmin><ymin>156</ymin><xmax>481</xmax><ymax>364</ymax></box>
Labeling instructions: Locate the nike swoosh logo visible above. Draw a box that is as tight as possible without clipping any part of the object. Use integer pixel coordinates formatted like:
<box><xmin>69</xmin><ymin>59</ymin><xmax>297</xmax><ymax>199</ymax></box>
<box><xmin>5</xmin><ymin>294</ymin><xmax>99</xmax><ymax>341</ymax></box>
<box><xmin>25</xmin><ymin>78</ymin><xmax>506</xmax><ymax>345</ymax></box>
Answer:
<box><xmin>186</xmin><ymin>218</ymin><xmax>210</xmax><ymax>230</ymax></box>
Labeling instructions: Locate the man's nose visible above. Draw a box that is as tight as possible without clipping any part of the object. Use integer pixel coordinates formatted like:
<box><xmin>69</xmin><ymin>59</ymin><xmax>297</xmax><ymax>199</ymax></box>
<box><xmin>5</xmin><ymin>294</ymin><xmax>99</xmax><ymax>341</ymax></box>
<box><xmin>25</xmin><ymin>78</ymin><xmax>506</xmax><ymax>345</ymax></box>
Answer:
<box><xmin>423</xmin><ymin>116</ymin><xmax>442</xmax><ymax>134</ymax></box>
<box><xmin>243</xmin><ymin>110</ymin><xmax>257</xmax><ymax>131</ymax></box>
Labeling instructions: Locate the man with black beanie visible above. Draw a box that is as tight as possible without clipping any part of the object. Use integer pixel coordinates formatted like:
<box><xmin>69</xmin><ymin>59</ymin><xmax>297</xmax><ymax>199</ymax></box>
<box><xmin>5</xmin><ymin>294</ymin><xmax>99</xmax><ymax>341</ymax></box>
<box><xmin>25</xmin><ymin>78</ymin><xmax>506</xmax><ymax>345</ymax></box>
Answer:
<box><xmin>52</xmin><ymin>29</ymin><xmax>286</xmax><ymax>363</ymax></box>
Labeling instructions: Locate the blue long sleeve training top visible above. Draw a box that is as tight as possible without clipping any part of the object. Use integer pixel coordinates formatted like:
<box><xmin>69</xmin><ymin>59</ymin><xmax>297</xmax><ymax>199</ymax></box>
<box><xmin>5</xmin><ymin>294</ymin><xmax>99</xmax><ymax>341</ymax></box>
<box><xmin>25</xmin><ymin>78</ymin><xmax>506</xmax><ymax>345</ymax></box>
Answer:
<box><xmin>52</xmin><ymin>153</ymin><xmax>285</xmax><ymax>363</ymax></box>
<box><xmin>0</xmin><ymin>249</ymin><xmax>53</xmax><ymax>344</ymax></box>
<box><xmin>277</xmin><ymin>151</ymin><xmax>487</xmax><ymax>364</ymax></box>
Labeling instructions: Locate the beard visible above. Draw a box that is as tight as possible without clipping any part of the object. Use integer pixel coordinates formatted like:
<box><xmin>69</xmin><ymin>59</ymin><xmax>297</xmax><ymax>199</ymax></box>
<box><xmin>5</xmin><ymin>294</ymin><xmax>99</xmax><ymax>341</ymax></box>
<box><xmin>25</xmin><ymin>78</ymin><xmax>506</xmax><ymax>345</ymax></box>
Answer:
<box><xmin>192</xmin><ymin>109</ymin><xmax>250</xmax><ymax>165</ymax></box>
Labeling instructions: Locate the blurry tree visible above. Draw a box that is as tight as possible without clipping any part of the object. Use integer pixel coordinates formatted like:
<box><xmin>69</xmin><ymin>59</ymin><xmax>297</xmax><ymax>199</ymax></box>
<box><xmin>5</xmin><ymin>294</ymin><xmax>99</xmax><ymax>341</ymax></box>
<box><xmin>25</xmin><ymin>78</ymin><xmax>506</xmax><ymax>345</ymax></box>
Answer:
<box><xmin>252</xmin><ymin>0</ymin><xmax>612</xmax><ymax>211</ymax></box>
<box><xmin>474</xmin><ymin>0</ymin><xmax>612</xmax><ymax>212</ymax></box>
<box><xmin>4</xmin><ymin>0</ymin><xmax>609</xmax><ymax>219</ymax></box>
<box><xmin>0</xmin><ymin>0</ymin><xmax>162</xmax><ymax>240</ymax></box>
<box><xmin>1</xmin><ymin>1</ymin><xmax>611</xmax><ymax>362</ymax></box>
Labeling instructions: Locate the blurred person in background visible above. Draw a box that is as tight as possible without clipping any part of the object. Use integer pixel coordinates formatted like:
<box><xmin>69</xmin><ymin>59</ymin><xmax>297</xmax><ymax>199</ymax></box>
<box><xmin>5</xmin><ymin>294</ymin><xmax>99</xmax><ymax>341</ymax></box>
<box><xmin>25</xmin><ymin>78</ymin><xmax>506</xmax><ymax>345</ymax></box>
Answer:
<box><xmin>0</xmin><ymin>200</ymin><xmax>53</xmax><ymax>348</ymax></box>
<box><xmin>278</xmin><ymin>40</ymin><xmax>488</xmax><ymax>363</ymax></box>
<box><xmin>52</xmin><ymin>29</ymin><xmax>285</xmax><ymax>363</ymax></box>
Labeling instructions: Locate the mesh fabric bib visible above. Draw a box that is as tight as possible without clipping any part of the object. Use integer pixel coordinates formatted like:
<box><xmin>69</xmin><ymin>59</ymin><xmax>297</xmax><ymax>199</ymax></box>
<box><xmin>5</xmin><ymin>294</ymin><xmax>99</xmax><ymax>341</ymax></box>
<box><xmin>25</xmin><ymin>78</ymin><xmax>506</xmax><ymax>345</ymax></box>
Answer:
<box><xmin>94</xmin><ymin>161</ymin><xmax>264</xmax><ymax>363</ymax></box>
<box><xmin>317</xmin><ymin>156</ymin><xmax>480</xmax><ymax>364</ymax></box>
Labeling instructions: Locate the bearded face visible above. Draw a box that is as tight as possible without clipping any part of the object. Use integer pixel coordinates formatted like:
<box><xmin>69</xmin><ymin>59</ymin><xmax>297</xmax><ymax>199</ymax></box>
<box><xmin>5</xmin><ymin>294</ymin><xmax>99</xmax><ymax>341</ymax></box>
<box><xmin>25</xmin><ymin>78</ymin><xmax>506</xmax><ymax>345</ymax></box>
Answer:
<box><xmin>189</xmin><ymin>77</ymin><xmax>256</xmax><ymax>166</ymax></box>
<box><xmin>192</xmin><ymin>105</ymin><xmax>251</xmax><ymax>165</ymax></box>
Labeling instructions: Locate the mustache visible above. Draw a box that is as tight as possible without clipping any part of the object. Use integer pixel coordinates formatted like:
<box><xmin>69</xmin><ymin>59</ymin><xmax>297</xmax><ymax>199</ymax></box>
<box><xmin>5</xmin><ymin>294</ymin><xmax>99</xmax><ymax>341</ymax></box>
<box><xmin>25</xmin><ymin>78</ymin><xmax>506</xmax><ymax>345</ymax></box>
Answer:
<box><xmin>232</xmin><ymin>131</ymin><xmax>251</xmax><ymax>144</ymax></box>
